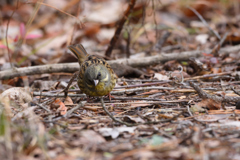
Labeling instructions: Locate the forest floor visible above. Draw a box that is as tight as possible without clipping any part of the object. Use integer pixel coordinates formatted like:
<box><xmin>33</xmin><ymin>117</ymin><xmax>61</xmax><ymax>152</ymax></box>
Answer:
<box><xmin>1</xmin><ymin>0</ymin><xmax>240</xmax><ymax>159</ymax></box>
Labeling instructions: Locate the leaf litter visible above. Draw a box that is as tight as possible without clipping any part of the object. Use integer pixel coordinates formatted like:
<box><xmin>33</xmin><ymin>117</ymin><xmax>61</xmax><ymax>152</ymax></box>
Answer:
<box><xmin>1</xmin><ymin>0</ymin><xmax>240</xmax><ymax>160</ymax></box>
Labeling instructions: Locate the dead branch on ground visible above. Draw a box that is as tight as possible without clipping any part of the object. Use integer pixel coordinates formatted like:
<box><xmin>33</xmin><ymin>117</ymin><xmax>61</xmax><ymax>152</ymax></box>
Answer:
<box><xmin>190</xmin><ymin>82</ymin><xmax>240</xmax><ymax>103</ymax></box>
<box><xmin>1</xmin><ymin>44</ymin><xmax>240</xmax><ymax>80</ymax></box>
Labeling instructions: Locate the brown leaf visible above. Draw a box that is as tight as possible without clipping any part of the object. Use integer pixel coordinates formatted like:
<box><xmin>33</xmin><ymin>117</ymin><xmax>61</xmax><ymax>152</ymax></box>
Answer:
<box><xmin>51</xmin><ymin>98</ymin><xmax>68</xmax><ymax>115</ymax></box>
<box><xmin>130</xmin><ymin>101</ymin><xmax>151</xmax><ymax>109</ymax></box>
<box><xmin>64</xmin><ymin>96</ymin><xmax>73</xmax><ymax>106</ymax></box>
<box><xmin>197</xmin><ymin>99</ymin><xmax>221</xmax><ymax>110</ymax></box>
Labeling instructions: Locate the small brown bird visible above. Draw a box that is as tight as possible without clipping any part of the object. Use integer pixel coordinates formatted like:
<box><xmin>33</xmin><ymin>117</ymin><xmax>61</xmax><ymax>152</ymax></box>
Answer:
<box><xmin>68</xmin><ymin>44</ymin><xmax>116</xmax><ymax>97</ymax></box>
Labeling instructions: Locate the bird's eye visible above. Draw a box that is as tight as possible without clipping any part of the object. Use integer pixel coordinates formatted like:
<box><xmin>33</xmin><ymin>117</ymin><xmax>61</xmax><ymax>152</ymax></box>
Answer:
<box><xmin>97</xmin><ymin>72</ymin><xmax>101</xmax><ymax>78</ymax></box>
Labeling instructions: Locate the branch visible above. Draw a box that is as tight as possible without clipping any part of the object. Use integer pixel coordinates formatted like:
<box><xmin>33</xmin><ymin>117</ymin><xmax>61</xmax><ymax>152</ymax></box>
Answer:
<box><xmin>189</xmin><ymin>82</ymin><xmax>240</xmax><ymax>103</ymax></box>
<box><xmin>0</xmin><ymin>63</ymin><xmax>79</xmax><ymax>80</ymax></box>
<box><xmin>1</xmin><ymin>44</ymin><xmax>240</xmax><ymax>80</ymax></box>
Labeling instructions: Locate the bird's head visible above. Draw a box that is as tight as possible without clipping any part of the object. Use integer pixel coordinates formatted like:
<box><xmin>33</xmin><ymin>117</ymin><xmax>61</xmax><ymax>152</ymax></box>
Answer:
<box><xmin>84</xmin><ymin>64</ymin><xmax>110</xmax><ymax>87</ymax></box>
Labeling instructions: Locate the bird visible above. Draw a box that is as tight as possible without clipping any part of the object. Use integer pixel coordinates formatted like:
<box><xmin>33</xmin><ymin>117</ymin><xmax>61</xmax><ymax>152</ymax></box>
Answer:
<box><xmin>68</xmin><ymin>44</ymin><xmax>117</xmax><ymax>97</ymax></box>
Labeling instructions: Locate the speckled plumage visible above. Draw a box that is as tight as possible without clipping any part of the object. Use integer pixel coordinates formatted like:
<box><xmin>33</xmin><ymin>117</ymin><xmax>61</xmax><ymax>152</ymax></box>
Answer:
<box><xmin>68</xmin><ymin>44</ymin><xmax>116</xmax><ymax>97</ymax></box>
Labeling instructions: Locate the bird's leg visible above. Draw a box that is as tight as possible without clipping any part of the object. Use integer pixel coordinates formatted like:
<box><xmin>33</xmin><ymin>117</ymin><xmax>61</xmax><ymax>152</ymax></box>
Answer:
<box><xmin>107</xmin><ymin>93</ymin><xmax>115</xmax><ymax>102</ymax></box>
<box><xmin>62</xmin><ymin>71</ymin><xmax>79</xmax><ymax>97</ymax></box>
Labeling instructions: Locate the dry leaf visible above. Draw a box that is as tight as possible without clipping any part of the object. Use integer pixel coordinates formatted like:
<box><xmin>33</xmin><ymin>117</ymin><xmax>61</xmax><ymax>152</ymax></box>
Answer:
<box><xmin>51</xmin><ymin>98</ymin><xmax>68</xmax><ymax>115</ymax></box>
<box><xmin>196</xmin><ymin>99</ymin><xmax>221</xmax><ymax>110</ymax></box>
<box><xmin>123</xmin><ymin>115</ymin><xmax>145</xmax><ymax>123</ymax></box>
<box><xmin>64</xmin><ymin>96</ymin><xmax>74</xmax><ymax>106</ymax></box>
<box><xmin>154</xmin><ymin>73</ymin><xmax>169</xmax><ymax>80</ymax></box>
<box><xmin>99</xmin><ymin>126</ymin><xmax>136</xmax><ymax>139</ymax></box>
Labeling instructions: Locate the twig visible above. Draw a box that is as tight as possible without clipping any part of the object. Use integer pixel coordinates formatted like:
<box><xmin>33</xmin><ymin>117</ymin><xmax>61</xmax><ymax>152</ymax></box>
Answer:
<box><xmin>112</xmin><ymin>86</ymin><xmax>175</xmax><ymax>94</ymax></box>
<box><xmin>201</xmin><ymin>81</ymin><xmax>240</xmax><ymax>85</ymax></box>
<box><xmin>211</xmin><ymin>32</ymin><xmax>228</xmax><ymax>56</ymax></box>
<box><xmin>33</xmin><ymin>86</ymin><xmax>175</xmax><ymax>97</ymax></box>
<box><xmin>27</xmin><ymin>2</ymin><xmax>83</xmax><ymax>28</ymax></box>
<box><xmin>80</xmin><ymin>100</ymin><xmax>189</xmax><ymax>105</ymax></box>
<box><xmin>100</xmin><ymin>97</ymin><xmax>132</xmax><ymax>126</ymax></box>
<box><xmin>42</xmin><ymin>101</ymin><xmax>86</xmax><ymax>123</ymax></box>
<box><xmin>114</xmin><ymin>81</ymin><xmax>172</xmax><ymax>89</ymax></box>
<box><xmin>33</xmin><ymin>85</ymin><xmax>224</xmax><ymax>98</ymax></box>
<box><xmin>155</xmin><ymin>31</ymin><xmax>172</xmax><ymax>51</ymax></box>
<box><xmin>189</xmin><ymin>82</ymin><xmax>240</xmax><ymax>103</ymax></box>
<box><xmin>51</xmin><ymin>83</ymin><xmax>218</xmax><ymax>92</ymax></box>
<box><xmin>64</xmin><ymin>101</ymin><xmax>86</xmax><ymax>118</ymax></box>
<box><xmin>185</xmin><ymin>72</ymin><xmax>232</xmax><ymax>81</ymax></box>
<box><xmin>33</xmin><ymin>102</ymin><xmax>52</xmax><ymax>113</ymax></box>
<box><xmin>188</xmin><ymin>6</ymin><xmax>221</xmax><ymax>40</ymax></box>
<box><xmin>231</xmin><ymin>86</ymin><xmax>240</xmax><ymax>96</ymax></box>
<box><xmin>105</xmin><ymin>0</ymin><xmax>136</xmax><ymax>57</ymax></box>
<box><xmin>50</xmin><ymin>81</ymin><xmax>173</xmax><ymax>92</ymax></box>
<box><xmin>33</xmin><ymin>92</ymin><xmax>86</xmax><ymax>97</ymax></box>
<box><xmin>112</xmin><ymin>97</ymin><xmax>165</xmax><ymax>101</ymax></box>
<box><xmin>27</xmin><ymin>1</ymin><xmax>82</xmax><ymax>27</ymax></box>
<box><xmin>126</xmin><ymin>28</ymin><xmax>131</xmax><ymax>58</ymax></box>
<box><xmin>62</xmin><ymin>71</ymin><xmax>79</xmax><ymax>96</ymax></box>
<box><xmin>119</xmin><ymin>79</ymin><xmax>170</xmax><ymax>82</ymax></box>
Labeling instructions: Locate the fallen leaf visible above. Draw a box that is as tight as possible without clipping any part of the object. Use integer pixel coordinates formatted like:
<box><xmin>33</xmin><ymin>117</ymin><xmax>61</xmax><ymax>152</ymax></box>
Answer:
<box><xmin>130</xmin><ymin>101</ymin><xmax>151</xmax><ymax>108</ymax></box>
<box><xmin>99</xmin><ymin>126</ymin><xmax>136</xmax><ymax>139</ymax></box>
<box><xmin>123</xmin><ymin>116</ymin><xmax>145</xmax><ymax>123</ymax></box>
<box><xmin>196</xmin><ymin>99</ymin><xmax>221</xmax><ymax>110</ymax></box>
<box><xmin>64</xmin><ymin>96</ymin><xmax>73</xmax><ymax>106</ymax></box>
<box><xmin>154</xmin><ymin>73</ymin><xmax>169</xmax><ymax>80</ymax></box>
<box><xmin>51</xmin><ymin>99</ymin><xmax>68</xmax><ymax>115</ymax></box>
<box><xmin>195</xmin><ymin>34</ymin><xmax>209</xmax><ymax>44</ymax></box>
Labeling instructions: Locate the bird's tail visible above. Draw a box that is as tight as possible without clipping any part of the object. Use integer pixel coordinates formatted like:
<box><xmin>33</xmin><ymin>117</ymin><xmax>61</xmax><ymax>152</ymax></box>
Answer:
<box><xmin>68</xmin><ymin>44</ymin><xmax>89</xmax><ymax>65</ymax></box>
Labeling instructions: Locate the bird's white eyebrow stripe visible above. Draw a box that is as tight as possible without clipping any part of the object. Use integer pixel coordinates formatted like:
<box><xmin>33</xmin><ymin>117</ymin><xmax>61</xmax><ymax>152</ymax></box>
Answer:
<box><xmin>102</xmin><ymin>73</ymin><xmax>109</xmax><ymax>82</ymax></box>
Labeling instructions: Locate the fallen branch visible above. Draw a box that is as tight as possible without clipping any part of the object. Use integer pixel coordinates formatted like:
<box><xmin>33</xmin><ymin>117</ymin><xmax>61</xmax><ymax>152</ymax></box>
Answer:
<box><xmin>0</xmin><ymin>50</ymin><xmax>201</xmax><ymax>80</ymax></box>
<box><xmin>1</xmin><ymin>44</ymin><xmax>240</xmax><ymax>80</ymax></box>
<box><xmin>189</xmin><ymin>82</ymin><xmax>240</xmax><ymax>103</ymax></box>
<box><xmin>0</xmin><ymin>63</ymin><xmax>79</xmax><ymax>80</ymax></box>
<box><xmin>110</xmin><ymin>50</ymin><xmax>202</xmax><ymax>67</ymax></box>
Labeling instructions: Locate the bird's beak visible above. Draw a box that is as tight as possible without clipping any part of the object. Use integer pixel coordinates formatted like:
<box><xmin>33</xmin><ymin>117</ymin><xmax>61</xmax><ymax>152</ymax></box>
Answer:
<box><xmin>93</xmin><ymin>79</ymin><xmax>99</xmax><ymax>86</ymax></box>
